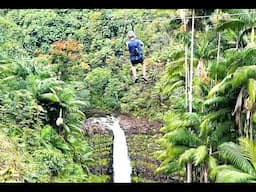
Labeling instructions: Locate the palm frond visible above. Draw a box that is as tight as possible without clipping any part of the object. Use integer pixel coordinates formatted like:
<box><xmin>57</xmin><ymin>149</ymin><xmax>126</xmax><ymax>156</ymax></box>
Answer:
<box><xmin>155</xmin><ymin>161</ymin><xmax>182</xmax><ymax>175</ymax></box>
<box><xmin>193</xmin><ymin>145</ymin><xmax>208</xmax><ymax>166</ymax></box>
<box><xmin>165</xmin><ymin>144</ymin><xmax>188</xmax><ymax>161</ymax></box>
<box><xmin>166</xmin><ymin>127</ymin><xmax>202</xmax><ymax>147</ymax></box>
<box><xmin>182</xmin><ymin>112</ymin><xmax>200</xmax><ymax>130</ymax></box>
<box><xmin>178</xmin><ymin>148</ymin><xmax>196</xmax><ymax>166</ymax></box>
<box><xmin>209</xmin><ymin>164</ymin><xmax>235</xmax><ymax>181</ymax></box>
<box><xmin>217</xmin><ymin>142</ymin><xmax>255</xmax><ymax>174</ymax></box>
<box><xmin>203</xmin><ymin>96</ymin><xmax>229</xmax><ymax>107</ymax></box>
<box><xmin>233</xmin><ymin>65</ymin><xmax>256</xmax><ymax>88</ymax></box>
<box><xmin>208</xmin><ymin>74</ymin><xmax>233</xmax><ymax>98</ymax></box>
<box><xmin>200</xmin><ymin>108</ymin><xmax>231</xmax><ymax>138</ymax></box>
<box><xmin>162</xmin><ymin>112</ymin><xmax>183</xmax><ymax>132</ymax></box>
<box><xmin>39</xmin><ymin>93</ymin><xmax>60</xmax><ymax>103</ymax></box>
<box><xmin>248</xmin><ymin>78</ymin><xmax>256</xmax><ymax>103</ymax></box>
<box><xmin>162</xmin><ymin>80</ymin><xmax>184</xmax><ymax>95</ymax></box>
<box><xmin>239</xmin><ymin>137</ymin><xmax>256</xmax><ymax>174</ymax></box>
<box><xmin>208</xmin><ymin>155</ymin><xmax>217</xmax><ymax>170</ymax></box>
<box><xmin>209</xmin><ymin>121</ymin><xmax>234</xmax><ymax>146</ymax></box>
<box><xmin>217</xmin><ymin>20</ymin><xmax>246</xmax><ymax>32</ymax></box>
<box><xmin>67</xmin><ymin>100</ymin><xmax>89</xmax><ymax>107</ymax></box>
<box><xmin>215</xmin><ymin>167</ymin><xmax>256</xmax><ymax>183</ymax></box>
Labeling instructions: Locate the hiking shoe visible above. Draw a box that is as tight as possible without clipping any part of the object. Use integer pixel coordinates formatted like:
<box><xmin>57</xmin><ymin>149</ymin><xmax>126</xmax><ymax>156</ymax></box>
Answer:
<box><xmin>134</xmin><ymin>78</ymin><xmax>139</xmax><ymax>83</ymax></box>
<box><xmin>142</xmin><ymin>77</ymin><xmax>148</xmax><ymax>82</ymax></box>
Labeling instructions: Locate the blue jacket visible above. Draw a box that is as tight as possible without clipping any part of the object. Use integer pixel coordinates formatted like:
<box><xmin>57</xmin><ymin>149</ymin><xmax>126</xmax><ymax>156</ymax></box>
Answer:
<box><xmin>127</xmin><ymin>39</ymin><xmax>143</xmax><ymax>61</ymax></box>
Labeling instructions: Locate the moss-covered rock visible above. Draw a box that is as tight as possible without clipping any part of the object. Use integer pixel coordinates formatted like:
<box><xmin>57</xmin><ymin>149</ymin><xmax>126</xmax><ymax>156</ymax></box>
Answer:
<box><xmin>86</xmin><ymin>133</ymin><xmax>113</xmax><ymax>183</ymax></box>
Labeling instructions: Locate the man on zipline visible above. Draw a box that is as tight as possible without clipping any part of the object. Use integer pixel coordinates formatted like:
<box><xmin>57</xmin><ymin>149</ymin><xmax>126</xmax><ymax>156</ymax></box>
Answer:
<box><xmin>126</xmin><ymin>31</ymin><xmax>148</xmax><ymax>83</ymax></box>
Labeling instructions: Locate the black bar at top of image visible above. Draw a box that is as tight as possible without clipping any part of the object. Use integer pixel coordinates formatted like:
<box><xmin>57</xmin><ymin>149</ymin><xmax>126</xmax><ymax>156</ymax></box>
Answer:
<box><xmin>1</xmin><ymin>0</ymin><xmax>256</xmax><ymax>9</ymax></box>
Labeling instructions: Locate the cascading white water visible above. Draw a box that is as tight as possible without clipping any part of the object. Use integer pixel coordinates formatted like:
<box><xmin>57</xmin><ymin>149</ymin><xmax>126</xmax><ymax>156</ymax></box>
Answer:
<box><xmin>87</xmin><ymin>116</ymin><xmax>132</xmax><ymax>183</ymax></box>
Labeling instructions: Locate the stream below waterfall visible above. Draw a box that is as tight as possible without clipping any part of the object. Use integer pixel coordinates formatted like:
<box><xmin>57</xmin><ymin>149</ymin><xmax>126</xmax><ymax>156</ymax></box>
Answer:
<box><xmin>86</xmin><ymin>116</ymin><xmax>132</xmax><ymax>183</ymax></box>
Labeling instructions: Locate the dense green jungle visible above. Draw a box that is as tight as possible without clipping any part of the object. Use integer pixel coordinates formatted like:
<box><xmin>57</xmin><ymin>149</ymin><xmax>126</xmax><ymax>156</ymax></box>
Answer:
<box><xmin>1</xmin><ymin>9</ymin><xmax>256</xmax><ymax>183</ymax></box>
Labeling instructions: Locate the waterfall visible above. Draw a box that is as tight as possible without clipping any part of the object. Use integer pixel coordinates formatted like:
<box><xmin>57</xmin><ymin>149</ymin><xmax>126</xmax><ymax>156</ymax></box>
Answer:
<box><xmin>87</xmin><ymin>116</ymin><xmax>132</xmax><ymax>183</ymax></box>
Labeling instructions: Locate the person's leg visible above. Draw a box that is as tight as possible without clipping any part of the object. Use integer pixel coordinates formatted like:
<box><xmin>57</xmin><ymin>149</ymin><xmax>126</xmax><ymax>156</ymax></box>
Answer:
<box><xmin>141</xmin><ymin>61</ymin><xmax>148</xmax><ymax>81</ymax></box>
<box><xmin>131</xmin><ymin>64</ymin><xmax>138</xmax><ymax>81</ymax></box>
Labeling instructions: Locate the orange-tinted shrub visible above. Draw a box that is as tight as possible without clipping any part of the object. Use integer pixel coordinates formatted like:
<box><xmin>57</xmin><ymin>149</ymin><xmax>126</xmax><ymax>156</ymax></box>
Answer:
<box><xmin>50</xmin><ymin>40</ymin><xmax>83</xmax><ymax>61</ymax></box>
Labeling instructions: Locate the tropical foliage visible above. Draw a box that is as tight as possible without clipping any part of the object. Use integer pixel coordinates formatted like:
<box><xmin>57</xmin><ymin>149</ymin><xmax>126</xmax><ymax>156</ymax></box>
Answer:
<box><xmin>1</xmin><ymin>9</ymin><xmax>256</xmax><ymax>183</ymax></box>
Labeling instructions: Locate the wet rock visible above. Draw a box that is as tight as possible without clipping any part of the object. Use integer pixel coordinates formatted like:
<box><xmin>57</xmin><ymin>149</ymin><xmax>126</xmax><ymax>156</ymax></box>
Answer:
<box><xmin>117</xmin><ymin>114</ymin><xmax>163</xmax><ymax>134</ymax></box>
<box><xmin>83</xmin><ymin>119</ymin><xmax>112</xmax><ymax>136</ymax></box>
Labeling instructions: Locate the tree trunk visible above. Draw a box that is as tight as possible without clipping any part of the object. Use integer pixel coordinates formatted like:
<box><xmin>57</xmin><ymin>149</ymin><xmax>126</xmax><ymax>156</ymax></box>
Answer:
<box><xmin>203</xmin><ymin>164</ymin><xmax>209</xmax><ymax>183</ymax></box>
<box><xmin>185</xmin><ymin>45</ymin><xmax>189</xmax><ymax>109</ymax></box>
<box><xmin>236</xmin><ymin>32</ymin><xmax>240</xmax><ymax>49</ymax></box>
<box><xmin>184</xmin><ymin>11</ymin><xmax>189</xmax><ymax>110</ymax></box>
<box><xmin>251</xmin><ymin>26</ymin><xmax>254</xmax><ymax>43</ymax></box>
<box><xmin>187</xmin><ymin>163</ymin><xmax>193</xmax><ymax>183</ymax></box>
<box><xmin>188</xmin><ymin>9</ymin><xmax>195</xmax><ymax>114</ymax></box>
<box><xmin>215</xmin><ymin>32</ymin><xmax>221</xmax><ymax>81</ymax></box>
<box><xmin>250</xmin><ymin>115</ymin><xmax>253</xmax><ymax>141</ymax></box>
<box><xmin>187</xmin><ymin>9</ymin><xmax>195</xmax><ymax>183</ymax></box>
<box><xmin>251</xmin><ymin>9</ymin><xmax>255</xmax><ymax>44</ymax></box>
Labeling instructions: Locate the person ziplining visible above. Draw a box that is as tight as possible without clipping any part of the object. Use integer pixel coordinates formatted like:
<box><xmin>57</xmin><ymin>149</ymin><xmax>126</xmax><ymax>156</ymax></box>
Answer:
<box><xmin>126</xmin><ymin>31</ymin><xmax>148</xmax><ymax>83</ymax></box>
